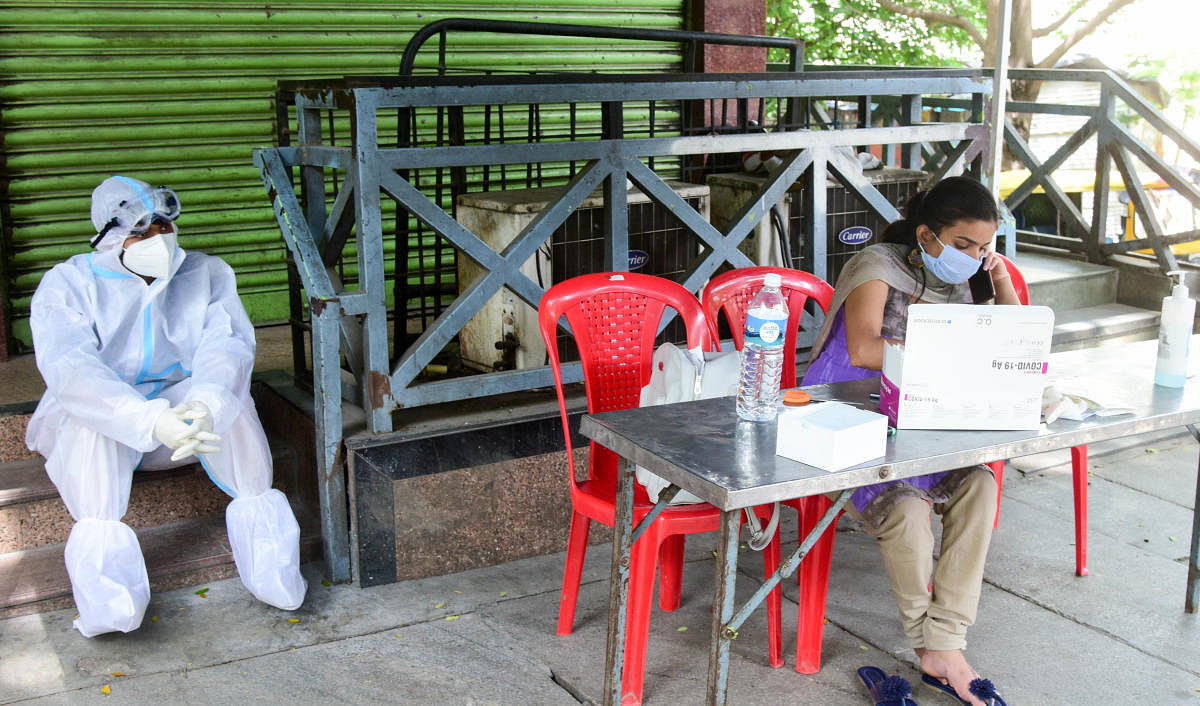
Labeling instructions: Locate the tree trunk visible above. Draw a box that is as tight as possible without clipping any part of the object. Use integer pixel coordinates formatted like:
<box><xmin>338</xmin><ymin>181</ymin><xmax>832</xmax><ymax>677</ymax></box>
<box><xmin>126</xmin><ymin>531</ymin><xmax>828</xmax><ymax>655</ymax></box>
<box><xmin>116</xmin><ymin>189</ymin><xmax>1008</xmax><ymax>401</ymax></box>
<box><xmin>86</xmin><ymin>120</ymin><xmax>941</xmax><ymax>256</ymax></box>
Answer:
<box><xmin>1005</xmin><ymin>0</ymin><xmax>1038</xmax><ymax>170</ymax></box>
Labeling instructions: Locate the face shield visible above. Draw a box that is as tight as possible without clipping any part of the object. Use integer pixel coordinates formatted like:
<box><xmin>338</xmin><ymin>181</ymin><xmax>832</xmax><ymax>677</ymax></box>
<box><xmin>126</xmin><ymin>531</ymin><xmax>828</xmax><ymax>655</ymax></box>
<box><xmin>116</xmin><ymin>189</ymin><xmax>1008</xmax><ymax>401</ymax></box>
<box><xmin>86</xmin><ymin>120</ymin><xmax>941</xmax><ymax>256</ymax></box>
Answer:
<box><xmin>90</xmin><ymin>177</ymin><xmax>181</xmax><ymax>248</ymax></box>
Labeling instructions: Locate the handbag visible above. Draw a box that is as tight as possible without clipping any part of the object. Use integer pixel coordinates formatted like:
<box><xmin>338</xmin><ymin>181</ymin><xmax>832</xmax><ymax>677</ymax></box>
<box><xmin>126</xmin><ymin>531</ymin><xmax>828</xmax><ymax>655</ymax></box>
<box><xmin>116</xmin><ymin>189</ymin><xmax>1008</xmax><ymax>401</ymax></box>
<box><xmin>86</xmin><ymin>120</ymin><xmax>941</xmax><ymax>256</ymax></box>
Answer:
<box><xmin>636</xmin><ymin>342</ymin><xmax>782</xmax><ymax>551</ymax></box>
<box><xmin>635</xmin><ymin>343</ymin><xmax>739</xmax><ymax>504</ymax></box>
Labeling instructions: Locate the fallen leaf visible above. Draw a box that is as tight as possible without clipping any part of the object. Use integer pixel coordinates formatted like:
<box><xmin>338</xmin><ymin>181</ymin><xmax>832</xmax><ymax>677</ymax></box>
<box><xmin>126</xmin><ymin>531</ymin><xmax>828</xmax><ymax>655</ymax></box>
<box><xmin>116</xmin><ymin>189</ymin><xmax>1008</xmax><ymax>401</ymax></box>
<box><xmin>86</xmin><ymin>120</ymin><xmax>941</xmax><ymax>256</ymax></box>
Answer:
<box><xmin>499</xmin><ymin>591</ymin><xmax>508</xmax><ymax>597</ymax></box>
<box><xmin>1170</xmin><ymin>536</ymin><xmax>1177</xmax><ymax>542</ymax></box>
<box><xmin>288</xmin><ymin>618</ymin><xmax>300</xmax><ymax>623</ymax></box>
<box><xmin>1146</xmin><ymin>448</ymin><xmax>1160</xmax><ymax>454</ymax></box>
<box><xmin>321</xmin><ymin>580</ymin><xmax>331</xmax><ymax>587</ymax></box>
<box><xmin>858</xmin><ymin>644</ymin><xmax>868</xmax><ymax>651</ymax></box>
<box><xmin>150</xmin><ymin>616</ymin><xmax>158</xmax><ymax>622</ymax></box>
<box><xmin>194</xmin><ymin>588</ymin><xmax>209</xmax><ymax>597</ymax></box>
<box><xmin>435</xmin><ymin>602</ymin><xmax>445</xmax><ymax>609</ymax></box>
<box><xmin>111</xmin><ymin>672</ymin><xmax>126</xmax><ymax>677</ymax></box>
<box><xmin>454</xmin><ymin>590</ymin><xmax>463</xmax><ymax>594</ymax></box>
<box><xmin>100</xmin><ymin>685</ymin><xmax>111</xmax><ymax>695</ymax></box>
<box><xmin>676</xmin><ymin>626</ymin><xmax>688</xmax><ymax>632</ymax></box>
<box><xmin>445</xmin><ymin>615</ymin><xmax>460</xmax><ymax>621</ymax></box>
<box><xmin>395</xmin><ymin>634</ymin><xmax>403</xmax><ymax>639</ymax></box>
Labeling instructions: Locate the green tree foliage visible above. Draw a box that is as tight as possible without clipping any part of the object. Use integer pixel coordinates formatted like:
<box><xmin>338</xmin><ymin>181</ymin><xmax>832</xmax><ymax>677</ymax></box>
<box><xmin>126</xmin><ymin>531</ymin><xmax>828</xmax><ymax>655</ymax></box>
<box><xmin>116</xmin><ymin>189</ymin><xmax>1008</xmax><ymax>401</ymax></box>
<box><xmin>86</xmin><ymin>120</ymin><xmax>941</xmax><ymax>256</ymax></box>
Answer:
<box><xmin>766</xmin><ymin>0</ymin><xmax>984</xmax><ymax>66</ymax></box>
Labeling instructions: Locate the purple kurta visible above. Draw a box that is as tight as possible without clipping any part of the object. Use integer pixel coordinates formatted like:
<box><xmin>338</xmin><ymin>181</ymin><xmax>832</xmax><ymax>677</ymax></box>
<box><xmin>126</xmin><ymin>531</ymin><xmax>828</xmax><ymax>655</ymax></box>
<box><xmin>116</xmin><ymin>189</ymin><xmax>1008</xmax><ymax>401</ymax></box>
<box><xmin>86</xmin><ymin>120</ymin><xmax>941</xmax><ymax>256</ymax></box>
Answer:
<box><xmin>800</xmin><ymin>307</ymin><xmax>953</xmax><ymax>515</ymax></box>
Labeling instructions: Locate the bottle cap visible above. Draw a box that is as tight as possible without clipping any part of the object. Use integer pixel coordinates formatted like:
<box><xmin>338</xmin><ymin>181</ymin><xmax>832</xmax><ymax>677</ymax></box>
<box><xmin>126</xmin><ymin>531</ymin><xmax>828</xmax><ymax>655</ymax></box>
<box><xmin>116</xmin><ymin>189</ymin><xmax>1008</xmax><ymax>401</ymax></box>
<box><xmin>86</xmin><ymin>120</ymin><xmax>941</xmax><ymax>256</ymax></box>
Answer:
<box><xmin>763</xmin><ymin>273</ymin><xmax>782</xmax><ymax>288</ymax></box>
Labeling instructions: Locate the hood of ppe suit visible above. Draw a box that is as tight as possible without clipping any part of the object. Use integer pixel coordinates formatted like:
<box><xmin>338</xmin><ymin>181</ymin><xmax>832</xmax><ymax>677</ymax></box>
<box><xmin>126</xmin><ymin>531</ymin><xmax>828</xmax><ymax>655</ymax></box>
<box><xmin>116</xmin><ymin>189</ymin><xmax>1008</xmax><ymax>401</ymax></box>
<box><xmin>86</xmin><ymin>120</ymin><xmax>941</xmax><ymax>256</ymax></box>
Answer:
<box><xmin>89</xmin><ymin>176</ymin><xmax>186</xmax><ymax>283</ymax></box>
<box><xmin>90</xmin><ymin>176</ymin><xmax>180</xmax><ymax>252</ymax></box>
<box><xmin>92</xmin><ymin>176</ymin><xmax>152</xmax><ymax>249</ymax></box>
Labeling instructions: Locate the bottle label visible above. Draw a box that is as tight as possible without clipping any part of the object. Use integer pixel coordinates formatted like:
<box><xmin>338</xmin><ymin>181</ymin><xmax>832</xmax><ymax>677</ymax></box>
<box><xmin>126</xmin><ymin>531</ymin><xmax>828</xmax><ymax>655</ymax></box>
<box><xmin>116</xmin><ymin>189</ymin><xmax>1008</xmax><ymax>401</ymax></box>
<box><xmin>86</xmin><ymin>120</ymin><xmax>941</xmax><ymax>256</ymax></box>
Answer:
<box><xmin>745</xmin><ymin>313</ymin><xmax>786</xmax><ymax>349</ymax></box>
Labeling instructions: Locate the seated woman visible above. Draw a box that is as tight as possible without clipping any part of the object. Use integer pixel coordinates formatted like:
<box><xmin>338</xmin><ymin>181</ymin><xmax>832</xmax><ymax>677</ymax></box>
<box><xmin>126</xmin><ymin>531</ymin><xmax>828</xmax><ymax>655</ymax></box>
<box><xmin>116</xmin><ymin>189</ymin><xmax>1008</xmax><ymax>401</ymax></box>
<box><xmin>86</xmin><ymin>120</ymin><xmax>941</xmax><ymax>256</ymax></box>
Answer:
<box><xmin>801</xmin><ymin>176</ymin><xmax>1018</xmax><ymax>706</ymax></box>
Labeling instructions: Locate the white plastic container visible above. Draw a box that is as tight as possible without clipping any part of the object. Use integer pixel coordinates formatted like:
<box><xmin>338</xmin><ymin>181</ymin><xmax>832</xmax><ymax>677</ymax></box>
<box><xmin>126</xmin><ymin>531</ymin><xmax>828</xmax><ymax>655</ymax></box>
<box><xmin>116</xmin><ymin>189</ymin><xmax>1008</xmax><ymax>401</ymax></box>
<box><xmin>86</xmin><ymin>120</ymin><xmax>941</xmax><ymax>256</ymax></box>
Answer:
<box><xmin>1155</xmin><ymin>271</ymin><xmax>1196</xmax><ymax>388</ymax></box>
<box><xmin>775</xmin><ymin>402</ymin><xmax>888</xmax><ymax>471</ymax></box>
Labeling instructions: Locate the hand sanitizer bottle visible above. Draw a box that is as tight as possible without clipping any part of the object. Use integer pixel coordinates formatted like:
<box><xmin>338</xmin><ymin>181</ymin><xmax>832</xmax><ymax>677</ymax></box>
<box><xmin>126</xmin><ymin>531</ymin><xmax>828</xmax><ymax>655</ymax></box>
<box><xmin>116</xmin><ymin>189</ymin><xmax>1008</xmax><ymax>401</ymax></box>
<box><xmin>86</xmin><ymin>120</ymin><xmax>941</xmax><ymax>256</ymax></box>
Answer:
<box><xmin>1155</xmin><ymin>270</ymin><xmax>1196</xmax><ymax>388</ymax></box>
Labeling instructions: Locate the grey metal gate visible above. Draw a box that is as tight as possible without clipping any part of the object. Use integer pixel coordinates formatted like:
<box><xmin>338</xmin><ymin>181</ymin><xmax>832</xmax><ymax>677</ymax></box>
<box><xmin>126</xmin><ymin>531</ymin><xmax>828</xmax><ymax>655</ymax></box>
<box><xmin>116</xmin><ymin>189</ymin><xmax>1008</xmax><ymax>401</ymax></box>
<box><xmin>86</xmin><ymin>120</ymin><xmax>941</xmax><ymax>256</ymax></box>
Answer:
<box><xmin>255</xmin><ymin>67</ymin><xmax>992</xmax><ymax>580</ymax></box>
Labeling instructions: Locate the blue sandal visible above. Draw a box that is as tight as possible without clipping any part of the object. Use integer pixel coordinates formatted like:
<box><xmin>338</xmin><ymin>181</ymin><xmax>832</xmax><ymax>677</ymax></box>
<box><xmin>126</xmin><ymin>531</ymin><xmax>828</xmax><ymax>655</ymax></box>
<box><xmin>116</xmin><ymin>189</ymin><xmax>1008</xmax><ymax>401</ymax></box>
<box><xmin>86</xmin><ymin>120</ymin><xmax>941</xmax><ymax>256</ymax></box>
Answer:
<box><xmin>921</xmin><ymin>673</ymin><xmax>1007</xmax><ymax>706</ymax></box>
<box><xmin>858</xmin><ymin>666</ymin><xmax>918</xmax><ymax>706</ymax></box>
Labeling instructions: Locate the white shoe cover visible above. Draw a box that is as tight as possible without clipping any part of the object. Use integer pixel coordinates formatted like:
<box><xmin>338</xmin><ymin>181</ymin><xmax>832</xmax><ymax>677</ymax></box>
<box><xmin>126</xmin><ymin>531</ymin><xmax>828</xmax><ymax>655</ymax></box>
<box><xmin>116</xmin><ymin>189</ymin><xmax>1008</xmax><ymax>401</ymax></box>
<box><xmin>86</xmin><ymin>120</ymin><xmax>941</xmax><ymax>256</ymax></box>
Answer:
<box><xmin>64</xmin><ymin>519</ymin><xmax>150</xmax><ymax>637</ymax></box>
<box><xmin>226</xmin><ymin>489</ymin><xmax>307</xmax><ymax>610</ymax></box>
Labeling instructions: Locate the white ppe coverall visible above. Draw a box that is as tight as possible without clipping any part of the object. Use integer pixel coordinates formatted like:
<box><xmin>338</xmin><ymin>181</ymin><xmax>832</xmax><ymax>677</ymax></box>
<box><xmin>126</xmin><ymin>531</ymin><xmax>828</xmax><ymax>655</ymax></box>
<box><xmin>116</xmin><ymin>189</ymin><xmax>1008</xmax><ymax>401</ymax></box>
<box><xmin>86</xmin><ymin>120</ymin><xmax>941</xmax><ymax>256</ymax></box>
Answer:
<box><xmin>26</xmin><ymin>222</ymin><xmax>307</xmax><ymax>637</ymax></box>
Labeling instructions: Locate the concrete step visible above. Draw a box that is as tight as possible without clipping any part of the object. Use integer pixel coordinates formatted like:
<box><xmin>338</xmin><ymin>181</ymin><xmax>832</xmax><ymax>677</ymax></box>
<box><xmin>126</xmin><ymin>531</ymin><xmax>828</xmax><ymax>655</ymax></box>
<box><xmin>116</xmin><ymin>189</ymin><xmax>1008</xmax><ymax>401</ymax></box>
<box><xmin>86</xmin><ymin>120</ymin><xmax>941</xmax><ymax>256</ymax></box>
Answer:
<box><xmin>1017</xmin><ymin>251</ymin><xmax>1118</xmax><ymax>310</ymax></box>
<box><xmin>1050</xmin><ymin>302</ymin><xmax>1160</xmax><ymax>352</ymax></box>
<box><xmin>0</xmin><ymin>462</ymin><xmax>230</xmax><ymax>553</ymax></box>
<box><xmin>0</xmin><ymin>508</ymin><xmax>323</xmax><ymax>618</ymax></box>
<box><xmin>0</xmin><ymin>436</ymin><xmax>299</xmax><ymax>553</ymax></box>
<box><xmin>0</xmin><ymin>410</ymin><xmax>35</xmax><ymax>464</ymax></box>
<box><xmin>0</xmin><ymin>402</ymin><xmax>319</xmax><ymax>617</ymax></box>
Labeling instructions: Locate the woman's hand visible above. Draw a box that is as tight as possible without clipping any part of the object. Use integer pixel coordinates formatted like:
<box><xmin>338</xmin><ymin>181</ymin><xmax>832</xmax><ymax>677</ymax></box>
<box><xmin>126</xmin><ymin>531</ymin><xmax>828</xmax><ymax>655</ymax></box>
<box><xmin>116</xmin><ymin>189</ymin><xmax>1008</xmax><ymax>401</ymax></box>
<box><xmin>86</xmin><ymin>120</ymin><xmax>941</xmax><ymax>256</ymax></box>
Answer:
<box><xmin>982</xmin><ymin>250</ymin><xmax>1022</xmax><ymax>305</ymax></box>
<box><xmin>981</xmin><ymin>249</ymin><xmax>1006</xmax><ymax>276</ymax></box>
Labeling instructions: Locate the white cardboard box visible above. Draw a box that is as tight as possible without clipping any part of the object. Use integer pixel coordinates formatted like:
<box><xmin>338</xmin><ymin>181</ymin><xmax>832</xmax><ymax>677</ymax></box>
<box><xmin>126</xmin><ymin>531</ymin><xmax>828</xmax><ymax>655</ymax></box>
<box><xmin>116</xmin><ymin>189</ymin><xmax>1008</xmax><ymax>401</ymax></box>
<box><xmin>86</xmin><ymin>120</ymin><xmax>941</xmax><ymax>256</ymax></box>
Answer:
<box><xmin>879</xmin><ymin>303</ymin><xmax>1054</xmax><ymax>430</ymax></box>
<box><xmin>775</xmin><ymin>402</ymin><xmax>888</xmax><ymax>471</ymax></box>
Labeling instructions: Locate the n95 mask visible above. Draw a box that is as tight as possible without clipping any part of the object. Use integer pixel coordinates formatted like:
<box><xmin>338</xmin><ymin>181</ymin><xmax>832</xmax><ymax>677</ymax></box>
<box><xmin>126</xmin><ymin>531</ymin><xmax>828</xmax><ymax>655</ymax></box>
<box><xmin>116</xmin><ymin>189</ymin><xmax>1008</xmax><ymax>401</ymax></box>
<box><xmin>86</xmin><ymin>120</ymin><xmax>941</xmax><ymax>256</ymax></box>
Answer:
<box><xmin>122</xmin><ymin>231</ymin><xmax>177</xmax><ymax>280</ymax></box>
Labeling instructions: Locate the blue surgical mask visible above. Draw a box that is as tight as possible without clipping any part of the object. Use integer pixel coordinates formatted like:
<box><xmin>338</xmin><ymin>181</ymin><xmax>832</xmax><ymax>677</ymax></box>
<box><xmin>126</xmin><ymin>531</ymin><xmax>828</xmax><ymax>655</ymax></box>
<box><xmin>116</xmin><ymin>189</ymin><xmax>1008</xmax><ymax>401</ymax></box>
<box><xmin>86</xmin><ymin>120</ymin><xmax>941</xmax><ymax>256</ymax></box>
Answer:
<box><xmin>918</xmin><ymin>235</ymin><xmax>982</xmax><ymax>284</ymax></box>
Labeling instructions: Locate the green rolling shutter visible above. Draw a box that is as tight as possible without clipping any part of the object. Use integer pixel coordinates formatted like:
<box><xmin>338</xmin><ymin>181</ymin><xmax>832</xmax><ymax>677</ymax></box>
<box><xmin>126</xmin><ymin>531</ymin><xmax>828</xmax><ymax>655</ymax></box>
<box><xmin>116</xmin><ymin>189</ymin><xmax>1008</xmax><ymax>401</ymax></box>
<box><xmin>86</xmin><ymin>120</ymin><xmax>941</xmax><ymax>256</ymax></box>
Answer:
<box><xmin>0</xmin><ymin>0</ymin><xmax>684</xmax><ymax>352</ymax></box>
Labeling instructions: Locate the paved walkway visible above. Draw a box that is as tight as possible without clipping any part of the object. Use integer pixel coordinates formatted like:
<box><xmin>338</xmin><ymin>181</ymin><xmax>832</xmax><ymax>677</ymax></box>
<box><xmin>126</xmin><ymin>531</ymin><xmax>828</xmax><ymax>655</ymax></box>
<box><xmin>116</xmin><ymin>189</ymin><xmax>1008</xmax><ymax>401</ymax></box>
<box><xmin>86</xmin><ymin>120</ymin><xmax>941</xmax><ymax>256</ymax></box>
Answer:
<box><xmin>2</xmin><ymin>428</ymin><xmax>1198</xmax><ymax>705</ymax></box>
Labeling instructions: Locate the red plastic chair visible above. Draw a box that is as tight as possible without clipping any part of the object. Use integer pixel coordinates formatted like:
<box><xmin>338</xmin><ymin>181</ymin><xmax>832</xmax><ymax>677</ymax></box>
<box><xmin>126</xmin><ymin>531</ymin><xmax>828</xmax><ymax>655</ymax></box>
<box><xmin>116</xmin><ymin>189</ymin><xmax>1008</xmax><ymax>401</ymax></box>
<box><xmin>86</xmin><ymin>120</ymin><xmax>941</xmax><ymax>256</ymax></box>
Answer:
<box><xmin>702</xmin><ymin>266</ymin><xmax>839</xmax><ymax>674</ymax></box>
<box><xmin>990</xmin><ymin>254</ymin><xmax>1089</xmax><ymax>576</ymax></box>
<box><xmin>539</xmin><ymin>272</ymin><xmax>783</xmax><ymax>705</ymax></box>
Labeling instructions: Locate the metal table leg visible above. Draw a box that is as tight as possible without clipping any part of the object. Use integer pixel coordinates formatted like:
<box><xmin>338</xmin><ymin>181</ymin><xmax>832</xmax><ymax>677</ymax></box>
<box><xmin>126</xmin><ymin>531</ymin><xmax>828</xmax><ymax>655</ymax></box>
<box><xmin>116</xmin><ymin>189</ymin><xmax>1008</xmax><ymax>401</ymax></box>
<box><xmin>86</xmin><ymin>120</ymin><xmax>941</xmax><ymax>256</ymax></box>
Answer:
<box><xmin>706</xmin><ymin>508</ymin><xmax>742</xmax><ymax>705</ymax></box>
<box><xmin>603</xmin><ymin>457</ymin><xmax>637</xmax><ymax>704</ymax></box>
<box><xmin>705</xmin><ymin>488</ymin><xmax>853</xmax><ymax>704</ymax></box>
<box><xmin>1186</xmin><ymin>425</ymin><xmax>1200</xmax><ymax>613</ymax></box>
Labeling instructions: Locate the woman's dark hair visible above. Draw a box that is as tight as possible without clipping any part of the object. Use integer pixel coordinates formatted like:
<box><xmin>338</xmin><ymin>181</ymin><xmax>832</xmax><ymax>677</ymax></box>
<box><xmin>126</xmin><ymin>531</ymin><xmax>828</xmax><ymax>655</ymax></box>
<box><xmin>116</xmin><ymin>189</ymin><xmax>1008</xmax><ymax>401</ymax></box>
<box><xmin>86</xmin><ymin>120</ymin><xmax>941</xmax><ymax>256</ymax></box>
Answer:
<box><xmin>882</xmin><ymin>176</ymin><xmax>1000</xmax><ymax>248</ymax></box>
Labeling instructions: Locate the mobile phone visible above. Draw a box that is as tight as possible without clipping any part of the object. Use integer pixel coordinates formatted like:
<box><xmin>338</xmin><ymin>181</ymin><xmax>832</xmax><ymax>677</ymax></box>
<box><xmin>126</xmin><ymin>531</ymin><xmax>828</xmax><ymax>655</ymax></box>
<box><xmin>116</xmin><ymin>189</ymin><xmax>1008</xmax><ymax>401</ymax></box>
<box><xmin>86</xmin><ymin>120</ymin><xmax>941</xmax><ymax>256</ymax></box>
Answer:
<box><xmin>968</xmin><ymin>264</ymin><xmax>995</xmax><ymax>304</ymax></box>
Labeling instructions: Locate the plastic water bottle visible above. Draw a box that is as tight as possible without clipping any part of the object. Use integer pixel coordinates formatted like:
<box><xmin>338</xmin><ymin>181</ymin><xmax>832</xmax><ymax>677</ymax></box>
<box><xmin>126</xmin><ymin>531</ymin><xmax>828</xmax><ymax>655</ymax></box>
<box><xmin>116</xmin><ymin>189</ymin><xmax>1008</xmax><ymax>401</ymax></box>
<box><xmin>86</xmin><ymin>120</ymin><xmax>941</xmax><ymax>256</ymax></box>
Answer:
<box><xmin>736</xmin><ymin>273</ymin><xmax>789</xmax><ymax>421</ymax></box>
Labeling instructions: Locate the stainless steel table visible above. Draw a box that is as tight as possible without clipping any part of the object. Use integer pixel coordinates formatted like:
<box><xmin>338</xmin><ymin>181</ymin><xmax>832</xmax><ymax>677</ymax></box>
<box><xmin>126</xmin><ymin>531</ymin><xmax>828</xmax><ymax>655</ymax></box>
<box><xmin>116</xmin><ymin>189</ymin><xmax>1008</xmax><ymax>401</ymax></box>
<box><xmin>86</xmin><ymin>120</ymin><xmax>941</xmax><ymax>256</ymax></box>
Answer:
<box><xmin>579</xmin><ymin>338</ymin><xmax>1200</xmax><ymax>705</ymax></box>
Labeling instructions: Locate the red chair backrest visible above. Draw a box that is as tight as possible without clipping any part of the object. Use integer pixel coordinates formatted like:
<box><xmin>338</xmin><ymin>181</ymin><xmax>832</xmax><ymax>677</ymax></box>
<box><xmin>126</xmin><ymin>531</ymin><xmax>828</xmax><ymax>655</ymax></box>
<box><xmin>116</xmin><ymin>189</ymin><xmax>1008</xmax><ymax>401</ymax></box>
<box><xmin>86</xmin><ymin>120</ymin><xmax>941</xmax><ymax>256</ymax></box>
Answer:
<box><xmin>996</xmin><ymin>253</ymin><xmax>1030</xmax><ymax>305</ymax></box>
<box><xmin>701</xmin><ymin>267</ymin><xmax>835</xmax><ymax>389</ymax></box>
<box><xmin>539</xmin><ymin>272</ymin><xmax>713</xmax><ymax>496</ymax></box>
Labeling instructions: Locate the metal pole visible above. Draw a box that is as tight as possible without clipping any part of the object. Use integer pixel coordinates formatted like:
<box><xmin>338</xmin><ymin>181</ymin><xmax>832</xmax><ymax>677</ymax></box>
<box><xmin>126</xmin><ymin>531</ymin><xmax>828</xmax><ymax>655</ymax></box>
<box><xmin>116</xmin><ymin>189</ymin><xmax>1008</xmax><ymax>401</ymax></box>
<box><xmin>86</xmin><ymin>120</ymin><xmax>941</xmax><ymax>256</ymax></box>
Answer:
<box><xmin>989</xmin><ymin>0</ymin><xmax>1013</xmax><ymax>256</ymax></box>
<box><xmin>989</xmin><ymin>0</ymin><xmax>1012</xmax><ymax>198</ymax></box>
<box><xmin>603</xmin><ymin>457</ymin><xmax>636</xmax><ymax>704</ymax></box>
<box><xmin>1186</xmin><ymin>424</ymin><xmax>1200</xmax><ymax>613</ymax></box>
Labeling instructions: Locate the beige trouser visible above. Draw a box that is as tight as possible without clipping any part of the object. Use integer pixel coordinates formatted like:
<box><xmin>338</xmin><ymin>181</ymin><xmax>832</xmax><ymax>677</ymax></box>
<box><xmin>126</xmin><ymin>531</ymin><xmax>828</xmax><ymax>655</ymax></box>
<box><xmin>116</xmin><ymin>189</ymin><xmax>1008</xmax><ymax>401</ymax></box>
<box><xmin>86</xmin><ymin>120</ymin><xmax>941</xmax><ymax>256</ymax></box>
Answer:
<box><xmin>840</xmin><ymin>467</ymin><xmax>998</xmax><ymax>651</ymax></box>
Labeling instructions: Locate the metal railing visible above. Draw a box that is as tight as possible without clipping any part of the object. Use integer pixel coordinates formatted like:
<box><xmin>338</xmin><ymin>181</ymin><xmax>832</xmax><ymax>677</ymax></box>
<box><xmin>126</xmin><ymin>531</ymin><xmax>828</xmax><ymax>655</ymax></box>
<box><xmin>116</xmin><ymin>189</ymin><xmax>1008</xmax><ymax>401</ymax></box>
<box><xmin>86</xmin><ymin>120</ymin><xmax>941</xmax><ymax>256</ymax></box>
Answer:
<box><xmin>923</xmin><ymin>67</ymin><xmax>1200</xmax><ymax>271</ymax></box>
<box><xmin>254</xmin><ymin>67</ymin><xmax>992</xmax><ymax>580</ymax></box>
<box><xmin>1003</xmin><ymin>68</ymin><xmax>1200</xmax><ymax>272</ymax></box>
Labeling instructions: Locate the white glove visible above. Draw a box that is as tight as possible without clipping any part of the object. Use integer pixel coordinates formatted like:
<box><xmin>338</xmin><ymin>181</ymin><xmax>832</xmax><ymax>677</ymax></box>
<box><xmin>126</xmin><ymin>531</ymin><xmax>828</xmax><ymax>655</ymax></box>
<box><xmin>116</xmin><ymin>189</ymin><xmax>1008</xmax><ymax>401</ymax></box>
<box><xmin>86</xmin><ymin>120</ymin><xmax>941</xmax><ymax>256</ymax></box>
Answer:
<box><xmin>153</xmin><ymin>401</ymin><xmax>221</xmax><ymax>461</ymax></box>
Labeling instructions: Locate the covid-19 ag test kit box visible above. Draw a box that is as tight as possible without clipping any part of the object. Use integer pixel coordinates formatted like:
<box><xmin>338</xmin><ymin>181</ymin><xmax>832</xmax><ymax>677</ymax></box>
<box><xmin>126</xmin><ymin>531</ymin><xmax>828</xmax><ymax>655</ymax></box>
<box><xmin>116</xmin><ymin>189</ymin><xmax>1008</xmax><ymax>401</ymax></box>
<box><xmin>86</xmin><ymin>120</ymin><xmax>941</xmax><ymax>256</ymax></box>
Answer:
<box><xmin>879</xmin><ymin>303</ymin><xmax>1055</xmax><ymax>430</ymax></box>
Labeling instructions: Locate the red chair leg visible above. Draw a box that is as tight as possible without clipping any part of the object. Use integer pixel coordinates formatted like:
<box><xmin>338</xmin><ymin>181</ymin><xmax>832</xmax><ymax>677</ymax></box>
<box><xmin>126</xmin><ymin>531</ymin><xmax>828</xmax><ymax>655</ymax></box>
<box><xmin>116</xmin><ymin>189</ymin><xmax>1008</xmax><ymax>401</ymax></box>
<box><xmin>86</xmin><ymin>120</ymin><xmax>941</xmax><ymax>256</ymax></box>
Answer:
<box><xmin>989</xmin><ymin>460</ymin><xmax>1006</xmax><ymax>529</ymax></box>
<box><xmin>1070</xmin><ymin>445</ymin><xmax>1090</xmax><ymax>577</ymax></box>
<box><xmin>557</xmin><ymin>512</ymin><xmax>591</xmax><ymax>635</ymax></box>
<box><xmin>621</xmin><ymin>524</ymin><xmax>661</xmax><ymax>706</ymax></box>
<box><xmin>762</xmin><ymin>528</ymin><xmax>784</xmax><ymax>668</ymax></box>
<box><xmin>795</xmin><ymin>496</ymin><xmax>840</xmax><ymax>674</ymax></box>
<box><xmin>656</xmin><ymin>534</ymin><xmax>685</xmax><ymax>611</ymax></box>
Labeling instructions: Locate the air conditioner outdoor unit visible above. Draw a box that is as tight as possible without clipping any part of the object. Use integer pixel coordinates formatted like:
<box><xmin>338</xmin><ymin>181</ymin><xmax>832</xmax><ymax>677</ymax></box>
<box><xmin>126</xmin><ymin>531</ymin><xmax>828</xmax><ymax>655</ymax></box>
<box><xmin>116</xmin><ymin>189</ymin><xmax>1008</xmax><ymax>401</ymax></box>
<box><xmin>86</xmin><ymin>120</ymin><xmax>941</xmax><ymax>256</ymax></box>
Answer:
<box><xmin>456</xmin><ymin>181</ymin><xmax>710</xmax><ymax>372</ymax></box>
<box><xmin>707</xmin><ymin>166</ymin><xmax>926</xmax><ymax>285</ymax></box>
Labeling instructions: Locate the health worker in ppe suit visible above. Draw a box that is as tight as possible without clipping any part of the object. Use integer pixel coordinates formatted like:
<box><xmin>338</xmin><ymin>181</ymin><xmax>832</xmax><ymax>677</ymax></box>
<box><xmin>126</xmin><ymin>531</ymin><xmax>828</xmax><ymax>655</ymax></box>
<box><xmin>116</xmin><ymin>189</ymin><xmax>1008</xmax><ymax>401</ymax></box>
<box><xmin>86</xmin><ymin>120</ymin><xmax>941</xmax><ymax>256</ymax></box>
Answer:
<box><xmin>25</xmin><ymin>176</ymin><xmax>307</xmax><ymax>637</ymax></box>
